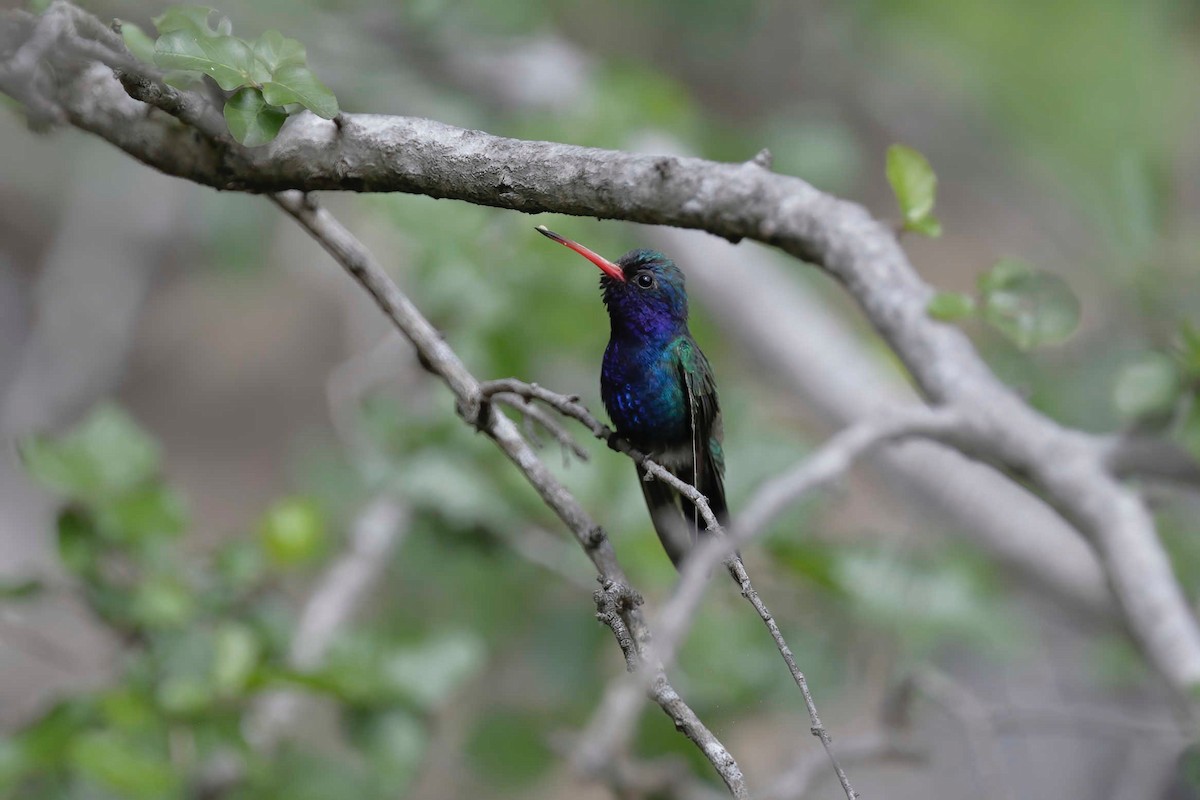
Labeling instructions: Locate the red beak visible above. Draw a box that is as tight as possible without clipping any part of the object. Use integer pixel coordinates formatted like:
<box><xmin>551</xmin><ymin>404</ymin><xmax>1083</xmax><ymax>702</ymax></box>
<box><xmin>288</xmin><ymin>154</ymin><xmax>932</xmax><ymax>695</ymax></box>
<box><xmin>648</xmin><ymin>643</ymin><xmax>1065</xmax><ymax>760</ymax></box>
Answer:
<box><xmin>536</xmin><ymin>226</ymin><xmax>625</xmax><ymax>282</ymax></box>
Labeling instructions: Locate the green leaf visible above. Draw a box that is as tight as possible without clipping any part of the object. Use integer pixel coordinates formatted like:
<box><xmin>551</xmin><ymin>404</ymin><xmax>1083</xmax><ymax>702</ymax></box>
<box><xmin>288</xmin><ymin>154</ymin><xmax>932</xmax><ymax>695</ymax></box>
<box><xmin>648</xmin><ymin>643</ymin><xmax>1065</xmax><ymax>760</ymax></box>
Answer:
<box><xmin>17</xmin><ymin>699</ymin><xmax>95</xmax><ymax>768</ymax></box>
<box><xmin>262</xmin><ymin>64</ymin><xmax>339</xmax><ymax>119</ymax></box>
<box><xmin>764</xmin><ymin>540</ymin><xmax>842</xmax><ymax>592</ymax></box>
<box><xmin>69</xmin><ymin>731</ymin><xmax>180</xmax><ymax>799</ymax></box>
<box><xmin>98</xmin><ymin>689</ymin><xmax>156</xmax><ymax>732</ymax></box>
<box><xmin>223</xmin><ymin>88</ymin><xmax>288</xmax><ymax>146</ymax></box>
<box><xmin>153</xmin><ymin>30</ymin><xmax>263</xmax><ymax>91</ymax></box>
<box><xmin>258</xmin><ymin>495</ymin><xmax>326</xmax><ymax>564</ymax></box>
<box><xmin>252</xmin><ymin>30</ymin><xmax>307</xmax><ymax>73</ymax></box>
<box><xmin>20</xmin><ymin>405</ymin><xmax>160</xmax><ymax>499</ymax></box>
<box><xmin>163</xmin><ymin>70</ymin><xmax>201</xmax><ymax>89</ymax></box>
<box><xmin>57</xmin><ymin>508</ymin><xmax>98</xmax><ymax>575</ymax></box>
<box><xmin>212</xmin><ymin>622</ymin><xmax>261</xmax><ymax>696</ymax></box>
<box><xmin>0</xmin><ymin>738</ymin><xmax>27</xmax><ymax>793</ymax></box>
<box><xmin>1180</xmin><ymin>399</ymin><xmax>1200</xmax><ymax>461</ymax></box>
<box><xmin>927</xmin><ymin>291</ymin><xmax>977</xmax><ymax>321</ymax></box>
<box><xmin>130</xmin><ymin>576</ymin><xmax>195</xmax><ymax>629</ymax></box>
<box><xmin>155</xmin><ymin>676</ymin><xmax>212</xmax><ymax>716</ymax></box>
<box><xmin>833</xmin><ymin>549</ymin><xmax>1006</xmax><ymax>653</ymax></box>
<box><xmin>96</xmin><ymin>484</ymin><xmax>188</xmax><ymax>543</ymax></box>
<box><xmin>316</xmin><ymin>631</ymin><xmax>486</xmax><ymax>708</ymax></box>
<box><xmin>151</xmin><ymin>6</ymin><xmax>230</xmax><ymax>37</ymax></box>
<box><xmin>886</xmin><ymin>143</ymin><xmax>942</xmax><ymax>236</ymax></box>
<box><xmin>1114</xmin><ymin>352</ymin><xmax>1180</xmax><ymax>419</ymax></box>
<box><xmin>978</xmin><ymin>259</ymin><xmax>1080</xmax><ymax>350</ymax></box>
<box><xmin>118</xmin><ymin>21</ymin><xmax>156</xmax><ymax>64</ymax></box>
<box><xmin>906</xmin><ymin>215</ymin><xmax>943</xmax><ymax>237</ymax></box>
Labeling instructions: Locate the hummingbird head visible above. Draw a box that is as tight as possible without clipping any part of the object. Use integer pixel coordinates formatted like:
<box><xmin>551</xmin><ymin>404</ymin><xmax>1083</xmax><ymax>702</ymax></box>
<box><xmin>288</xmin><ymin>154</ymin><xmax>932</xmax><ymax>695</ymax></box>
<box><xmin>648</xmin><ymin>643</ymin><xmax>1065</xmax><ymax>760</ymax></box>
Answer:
<box><xmin>536</xmin><ymin>226</ymin><xmax>688</xmax><ymax>336</ymax></box>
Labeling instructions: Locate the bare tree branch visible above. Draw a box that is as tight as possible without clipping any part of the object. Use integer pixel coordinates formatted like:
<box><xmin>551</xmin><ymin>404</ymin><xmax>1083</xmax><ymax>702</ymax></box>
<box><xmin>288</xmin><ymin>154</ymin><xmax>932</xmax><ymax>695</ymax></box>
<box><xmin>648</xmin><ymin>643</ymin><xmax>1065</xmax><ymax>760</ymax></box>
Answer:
<box><xmin>264</xmin><ymin>190</ymin><xmax>751</xmax><ymax>795</ymax></box>
<box><xmin>490</xmin><ymin>392</ymin><xmax>590</xmax><ymax>463</ymax></box>
<box><xmin>762</xmin><ymin>730</ymin><xmax>923</xmax><ymax>800</ymax></box>
<box><xmin>569</xmin><ymin>406</ymin><xmax>964</xmax><ymax>798</ymax></box>
<box><xmin>480</xmin><ymin>378</ymin><xmax>863</xmax><ymax>796</ymax></box>
<box><xmin>909</xmin><ymin>670</ymin><xmax>1019</xmax><ymax>800</ymax></box>
<box><xmin>1102</xmin><ymin>433</ymin><xmax>1200</xmax><ymax>487</ymax></box>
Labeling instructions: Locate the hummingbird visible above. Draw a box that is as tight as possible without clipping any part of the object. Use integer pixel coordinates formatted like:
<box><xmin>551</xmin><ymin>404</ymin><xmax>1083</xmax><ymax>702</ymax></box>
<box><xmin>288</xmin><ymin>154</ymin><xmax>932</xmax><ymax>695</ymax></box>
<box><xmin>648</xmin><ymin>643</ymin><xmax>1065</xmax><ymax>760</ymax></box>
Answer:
<box><xmin>536</xmin><ymin>225</ymin><xmax>727</xmax><ymax>568</ymax></box>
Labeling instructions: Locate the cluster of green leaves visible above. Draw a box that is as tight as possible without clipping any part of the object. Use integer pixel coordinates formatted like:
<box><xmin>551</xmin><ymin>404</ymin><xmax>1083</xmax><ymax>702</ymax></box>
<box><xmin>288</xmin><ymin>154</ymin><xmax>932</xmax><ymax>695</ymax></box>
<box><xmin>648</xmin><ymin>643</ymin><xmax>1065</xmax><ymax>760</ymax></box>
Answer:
<box><xmin>886</xmin><ymin>144</ymin><xmax>942</xmax><ymax>237</ymax></box>
<box><xmin>927</xmin><ymin>258</ymin><xmax>1081</xmax><ymax>350</ymax></box>
<box><xmin>886</xmin><ymin>143</ymin><xmax>1082</xmax><ymax>351</ymax></box>
<box><xmin>1112</xmin><ymin>324</ymin><xmax>1200</xmax><ymax>442</ymax></box>
<box><xmin>7</xmin><ymin>405</ymin><xmax>482</xmax><ymax>799</ymax></box>
<box><xmin>120</xmin><ymin>6</ymin><xmax>338</xmax><ymax>146</ymax></box>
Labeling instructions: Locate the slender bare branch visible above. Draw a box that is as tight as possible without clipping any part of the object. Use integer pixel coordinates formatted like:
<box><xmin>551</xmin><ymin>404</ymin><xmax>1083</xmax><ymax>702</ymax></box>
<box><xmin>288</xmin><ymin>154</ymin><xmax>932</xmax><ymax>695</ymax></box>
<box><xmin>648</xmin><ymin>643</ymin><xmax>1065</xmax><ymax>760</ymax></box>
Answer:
<box><xmin>761</xmin><ymin>730</ymin><xmax>923</xmax><ymax>800</ymax></box>
<box><xmin>490</xmin><ymin>392</ymin><xmax>590</xmax><ymax>462</ymax></box>
<box><xmin>572</xmin><ymin>407</ymin><xmax>964</xmax><ymax>799</ymax></box>
<box><xmin>264</xmin><ymin>191</ymin><xmax>750</xmax><ymax>794</ymax></box>
<box><xmin>911</xmin><ymin>670</ymin><xmax>1018</xmax><ymax>800</ymax></box>
<box><xmin>1102</xmin><ymin>433</ymin><xmax>1200</xmax><ymax>487</ymax></box>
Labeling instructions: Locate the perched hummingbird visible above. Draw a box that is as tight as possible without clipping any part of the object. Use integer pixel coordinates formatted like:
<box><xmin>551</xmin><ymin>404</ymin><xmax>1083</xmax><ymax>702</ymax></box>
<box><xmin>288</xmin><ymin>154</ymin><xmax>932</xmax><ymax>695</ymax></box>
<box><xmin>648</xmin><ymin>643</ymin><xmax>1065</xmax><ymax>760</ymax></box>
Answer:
<box><xmin>536</xmin><ymin>225</ymin><xmax>727</xmax><ymax>568</ymax></box>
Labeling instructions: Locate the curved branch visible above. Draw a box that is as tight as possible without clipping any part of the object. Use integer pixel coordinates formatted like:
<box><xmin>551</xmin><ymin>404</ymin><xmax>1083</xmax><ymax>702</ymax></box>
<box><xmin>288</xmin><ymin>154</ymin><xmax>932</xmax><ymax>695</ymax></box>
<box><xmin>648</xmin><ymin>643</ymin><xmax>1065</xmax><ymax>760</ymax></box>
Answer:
<box><xmin>480</xmin><ymin>377</ymin><xmax>864</xmax><ymax>799</ymax></box>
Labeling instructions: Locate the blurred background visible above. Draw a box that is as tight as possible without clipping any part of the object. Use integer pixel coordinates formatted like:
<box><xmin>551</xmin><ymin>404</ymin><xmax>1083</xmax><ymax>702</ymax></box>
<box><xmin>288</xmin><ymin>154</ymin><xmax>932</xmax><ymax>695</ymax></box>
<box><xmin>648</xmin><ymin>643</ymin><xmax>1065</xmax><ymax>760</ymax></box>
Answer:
<box><xmin>2</xmin><ymin>0</ymin><xmax>1200</xmax><ymax>797</ymax></box>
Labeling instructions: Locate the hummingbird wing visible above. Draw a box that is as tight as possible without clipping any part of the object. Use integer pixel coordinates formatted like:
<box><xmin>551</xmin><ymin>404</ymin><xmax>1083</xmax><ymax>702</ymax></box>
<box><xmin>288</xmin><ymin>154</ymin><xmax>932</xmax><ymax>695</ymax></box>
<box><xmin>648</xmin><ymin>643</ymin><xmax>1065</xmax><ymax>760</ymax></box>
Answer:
<box><xmin>676</xmin><ymin>337</ymin><xmax>727</xmax><ymax>533</ymax></box>
<box><xmin>638</xmin><ymin>465</ymin><xmax>694</xmax><ymax>568</ymax></box>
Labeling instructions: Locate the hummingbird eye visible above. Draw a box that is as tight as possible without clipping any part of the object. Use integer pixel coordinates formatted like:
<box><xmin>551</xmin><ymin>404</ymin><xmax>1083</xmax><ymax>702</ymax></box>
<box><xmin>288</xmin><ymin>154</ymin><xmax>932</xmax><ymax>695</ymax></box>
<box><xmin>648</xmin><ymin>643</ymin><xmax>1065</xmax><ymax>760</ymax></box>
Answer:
<box><xmin>635</xmin><ymin>272</ymin><xmax>655</xmax><ymax>289</ymax></box>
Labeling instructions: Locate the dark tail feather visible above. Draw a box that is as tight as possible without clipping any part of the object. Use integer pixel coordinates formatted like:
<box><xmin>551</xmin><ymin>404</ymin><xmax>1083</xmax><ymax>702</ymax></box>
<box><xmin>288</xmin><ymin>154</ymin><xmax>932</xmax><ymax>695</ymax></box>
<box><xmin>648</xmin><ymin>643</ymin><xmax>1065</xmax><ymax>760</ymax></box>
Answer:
<box><xmin>638</xmin><ymin>464</ymin><xmax>692</xmax><ymax>568</ymax></box>
<box><xmin>638</xmin><ymin>463</ymin><xmax>729</xmax><ymax>570</ymax></box>
<box><xmin>680</xmin><ymin>467</ymin><xmax>734</xmax><ymax>563</ymax></box>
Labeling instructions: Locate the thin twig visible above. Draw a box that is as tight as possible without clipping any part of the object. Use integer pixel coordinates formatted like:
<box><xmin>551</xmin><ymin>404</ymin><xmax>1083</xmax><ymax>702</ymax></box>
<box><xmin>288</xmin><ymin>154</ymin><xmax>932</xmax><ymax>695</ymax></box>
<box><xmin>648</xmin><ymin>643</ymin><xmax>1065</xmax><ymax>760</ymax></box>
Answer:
<box><xmin>912</xmin><ymin>670</ymin><xmax>1017</xmax><ymax>800</ymax></box>
<box><xmin>567</xmin><ymin>404</ymin><xmax>962</xmax><ymax>800</ymax></box>
<box><xmin>490</xmin><ymin>392</ymin><xmax>590</xmax><ymax>462</ymax></box>
<box><xmin>589</xmin><ymin>579</ymin><xmax>750</xmax><ymax>798</ymax></box>
<box><xmin>762</xmin><ymin>730</ymin><xmax>923</xmax><ymax>800</ymax></box>
<box><xmin>485</xmin><ymin>382</ymin><xmax>963</xmax><ymax>799</ymax></box>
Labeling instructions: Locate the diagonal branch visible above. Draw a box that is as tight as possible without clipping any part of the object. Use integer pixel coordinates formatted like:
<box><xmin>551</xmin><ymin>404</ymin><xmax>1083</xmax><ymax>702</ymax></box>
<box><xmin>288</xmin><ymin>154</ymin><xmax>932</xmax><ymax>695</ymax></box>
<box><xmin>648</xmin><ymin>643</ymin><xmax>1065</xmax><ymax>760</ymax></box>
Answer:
<box><xmin>267</xmin><ymin>191</ymin><xmax>750</xmax><ymax>797</ymax></box>
<box><xmin>476</xmin><ymin>381</ymin><xmax>861</xmax><ymax>799</ymax></box>
<box><xmin>566</xmin><ymin>404</ymin><xmax>965</xmax><ymax>797</ymax></box>
<box><xmin>479</xmin><ymin>380</ymin><xmax>971</xmax><ymax>799</ymax></box>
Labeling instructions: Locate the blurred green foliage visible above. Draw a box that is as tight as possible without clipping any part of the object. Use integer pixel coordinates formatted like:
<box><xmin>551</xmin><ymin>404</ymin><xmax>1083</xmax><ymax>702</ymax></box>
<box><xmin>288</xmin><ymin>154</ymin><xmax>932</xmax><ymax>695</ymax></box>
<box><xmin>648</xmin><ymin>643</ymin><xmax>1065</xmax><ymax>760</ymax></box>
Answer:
<box><xmin>11</xmin><ymin>0</ymin><xmax>1200</xmax><ymax>795</ymax></box>
<box><xmin>9</xmin><ymin>406</ymin><xmax>486</xmax><ymax>798</ymax></box>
